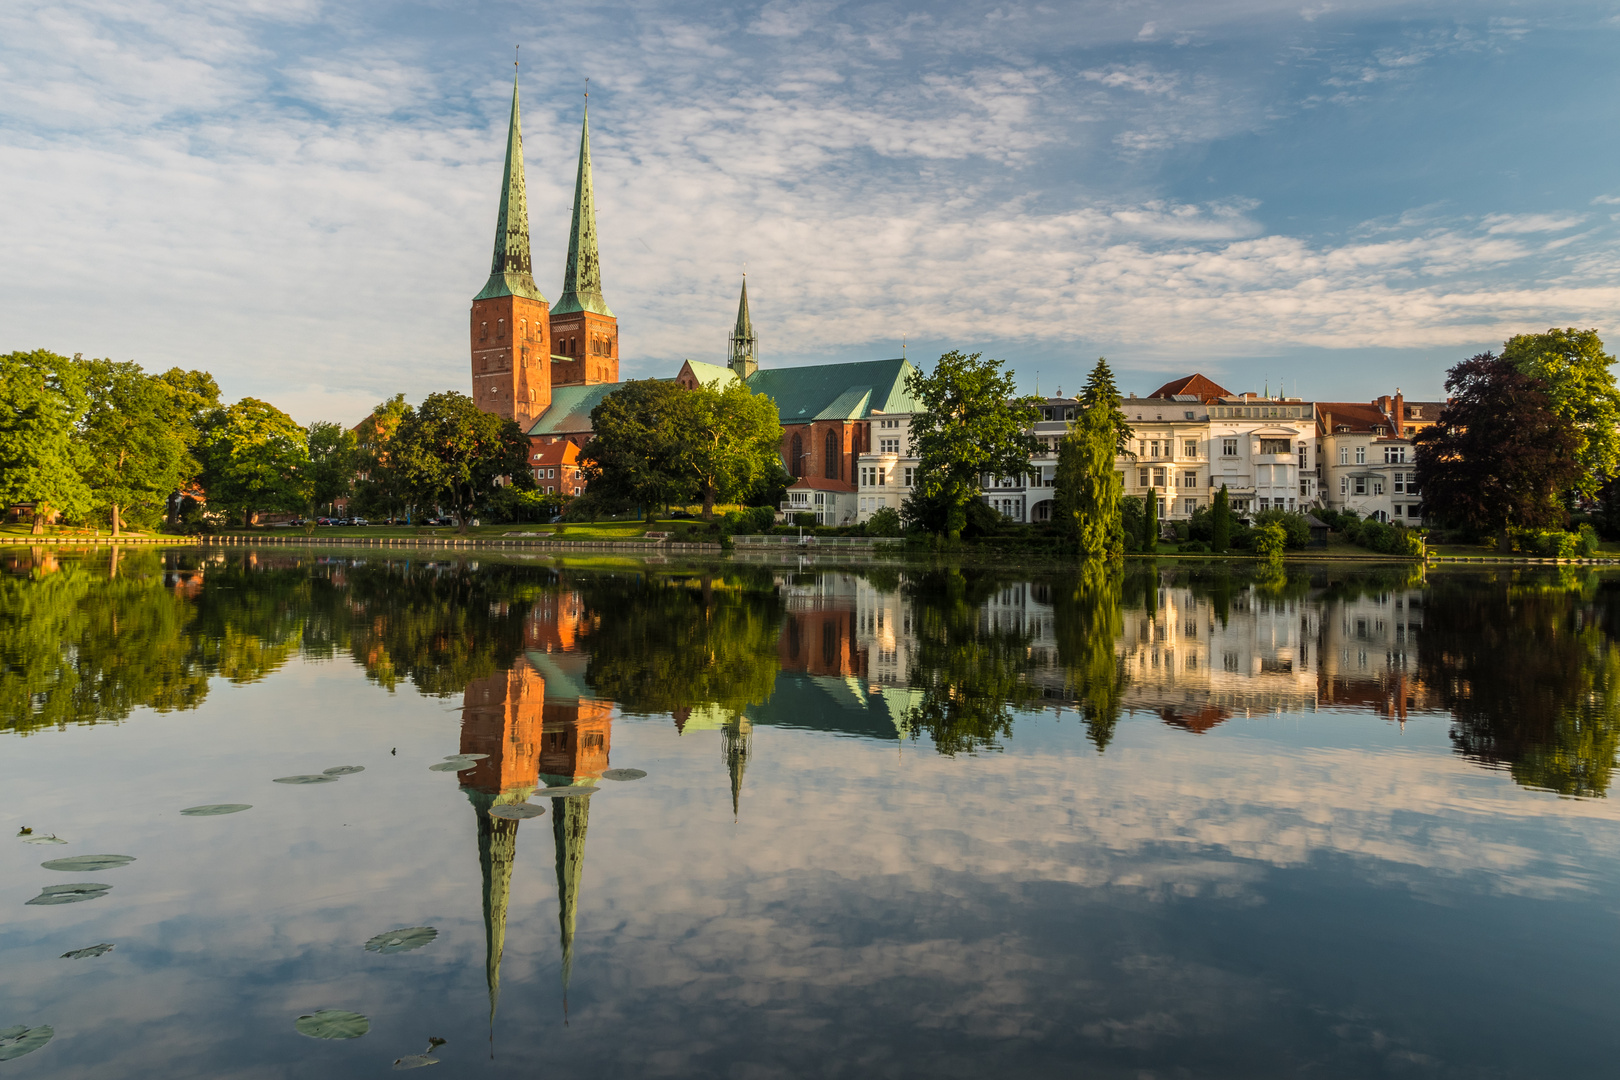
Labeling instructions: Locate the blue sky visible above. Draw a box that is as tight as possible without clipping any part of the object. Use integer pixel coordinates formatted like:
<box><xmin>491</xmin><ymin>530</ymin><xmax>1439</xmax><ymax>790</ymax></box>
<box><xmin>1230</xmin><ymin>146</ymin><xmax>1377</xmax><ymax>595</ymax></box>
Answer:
<box><xmin>2</xmin><ymin>0</ymin><xmax>1617</xmax><ymax>421</ymax></box>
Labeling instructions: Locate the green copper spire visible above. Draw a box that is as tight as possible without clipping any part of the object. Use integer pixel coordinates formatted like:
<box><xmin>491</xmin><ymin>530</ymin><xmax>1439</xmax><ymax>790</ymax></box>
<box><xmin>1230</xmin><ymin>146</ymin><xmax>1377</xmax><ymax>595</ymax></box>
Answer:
<box><xmin>552</xmin><ymin>106</ymin><xmax>613</xmax><ymax>317</ymax></box>
<box><xmin>467</xmin><ymin>789</ymin><xmax>528</xmax><ymax>1035</ymax></box>
<box><xmin>475</xmin><ymin>73</ymin><xmax>547</xmax><ymax>303</ymax></box>
<box><xmin>722</xmin><ymin>714</ymin><xmax>751</xmax><ymax>821</ymax></box>
<box><xmin>728</xmin><ymin>275</ymin><xmax>758</xmax><ymax>378</ymax></box>
<box><xmin>551</xmin><ymin>792</ymin><xmax>591</xmax><ymax>1017</ymax></box>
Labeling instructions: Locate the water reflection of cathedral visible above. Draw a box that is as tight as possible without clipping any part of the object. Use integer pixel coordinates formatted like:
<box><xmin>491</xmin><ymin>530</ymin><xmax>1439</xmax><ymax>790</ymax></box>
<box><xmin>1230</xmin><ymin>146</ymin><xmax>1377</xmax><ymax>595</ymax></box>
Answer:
<box><xmin>453</xmin><ymin>586</ymin><xmax>610</xmax><ymax>1031</ymax></box>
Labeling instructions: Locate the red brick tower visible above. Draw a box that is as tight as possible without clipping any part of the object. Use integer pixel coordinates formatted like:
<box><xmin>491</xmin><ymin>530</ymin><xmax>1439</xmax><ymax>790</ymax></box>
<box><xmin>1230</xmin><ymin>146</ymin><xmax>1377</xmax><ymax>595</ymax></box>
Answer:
<box><xmin>548</xmin><ymin>104</ymin><xmax>619</xmax><ymax>387</ymax></box>
<box><xmin>471</xmin><ymin>71</ymin><xmax>550</xmax><ymax>430</ymax></box>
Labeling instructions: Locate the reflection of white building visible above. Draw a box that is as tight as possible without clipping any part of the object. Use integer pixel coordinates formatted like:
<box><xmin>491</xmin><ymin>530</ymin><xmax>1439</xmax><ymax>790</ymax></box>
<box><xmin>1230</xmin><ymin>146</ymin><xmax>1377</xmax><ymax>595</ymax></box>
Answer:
<box><xmin>1317</xmin><ymin>587</ymin><xmax>1431</xmax><ymax>717</ymax></box>
<box><xmin>1116</xmin><ymin>584</ymin><xmax>1321</xmax><ymax>723</ymax></box>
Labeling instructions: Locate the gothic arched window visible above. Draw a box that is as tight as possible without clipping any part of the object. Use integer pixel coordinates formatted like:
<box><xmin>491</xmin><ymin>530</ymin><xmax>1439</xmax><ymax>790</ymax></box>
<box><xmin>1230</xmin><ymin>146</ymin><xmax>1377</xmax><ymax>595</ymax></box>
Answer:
<box><xmin>790</xmin><ymin>433</ymin><xmax>803</xmax><ymax>477</ymax></box>
<box><xmin>824</xmin><ymin>429</ymin><xmax>839</xmax><ymax>479</ymax></box>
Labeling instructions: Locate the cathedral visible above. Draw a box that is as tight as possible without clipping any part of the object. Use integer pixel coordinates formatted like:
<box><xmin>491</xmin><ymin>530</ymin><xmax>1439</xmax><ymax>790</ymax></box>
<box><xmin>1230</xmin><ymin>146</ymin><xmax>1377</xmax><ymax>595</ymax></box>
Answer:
<box><xmin>470</xmin><ymin>72</ymin><xmax>618</xmax><ymax>432</ymax></box>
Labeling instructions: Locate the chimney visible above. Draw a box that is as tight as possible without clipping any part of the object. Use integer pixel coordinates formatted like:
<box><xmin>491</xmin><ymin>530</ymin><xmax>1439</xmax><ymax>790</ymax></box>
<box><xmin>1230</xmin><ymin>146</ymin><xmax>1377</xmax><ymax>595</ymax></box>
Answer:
<box><xmin>1393</xmin><ymin>389</ymin><xmax>1404</xmax><ymax>438</ymax></box>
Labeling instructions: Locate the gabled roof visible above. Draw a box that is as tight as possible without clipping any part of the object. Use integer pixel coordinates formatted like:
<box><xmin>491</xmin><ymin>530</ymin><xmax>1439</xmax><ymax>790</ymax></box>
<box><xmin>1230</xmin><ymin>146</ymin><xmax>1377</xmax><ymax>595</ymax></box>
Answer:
<box><xmin>526</xmin><ymin>382</ymin><xmax>622</xmax><ymax>437</ymax></box>
<box><xmin>746</xmin><ymin>358</ymin><xmax>919</xmax><ymax>423</ymax></box>
<box><xmin>1147</xmin><ymin>373</ymin><xmax>1231</xmax><ymax>402</ymax></box>
<box><xmin>679</xmin><ymin>360</ymin><xmax>739</xmax><ymax>389</ymax></box>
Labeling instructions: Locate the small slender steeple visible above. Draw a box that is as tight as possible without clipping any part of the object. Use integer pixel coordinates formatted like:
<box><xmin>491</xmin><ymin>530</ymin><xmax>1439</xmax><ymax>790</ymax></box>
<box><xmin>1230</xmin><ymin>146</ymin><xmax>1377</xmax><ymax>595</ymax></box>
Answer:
<box><xmin>728</xmin><ymin>275</ymin><xmax>758</xmax><ymax>379</ymax></box>
<box><xmin>471</xmin><ymin>793</ymin><xmax>520</xmax><ymax>1034</ymax></box>
<box><xmin>722</xmin><ymin>714</ymin><xmax>752</xmax><ymax>821</ymax></box>
<box><xmin>475</xmin><ymin>72</ymin><xmax>546</xmax><ymax>303</ymax></box>
<box><xmin>551</xmin><ymin>793</ymin><xmax>591</xmax><ymax>1019</ymax></box>
<box><xmin>553</xmin><ymin>105</ymin><xmax>613</xmax><ymax>317</ymax></box>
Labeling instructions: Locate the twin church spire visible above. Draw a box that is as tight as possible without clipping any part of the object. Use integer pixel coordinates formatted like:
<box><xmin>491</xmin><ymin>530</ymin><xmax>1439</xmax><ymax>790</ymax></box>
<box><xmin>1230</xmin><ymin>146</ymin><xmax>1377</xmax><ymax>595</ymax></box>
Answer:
<box><xmin>476</xmin><ymin>73</ymin><xmax>607</xmax><ymax>312</ymax></box>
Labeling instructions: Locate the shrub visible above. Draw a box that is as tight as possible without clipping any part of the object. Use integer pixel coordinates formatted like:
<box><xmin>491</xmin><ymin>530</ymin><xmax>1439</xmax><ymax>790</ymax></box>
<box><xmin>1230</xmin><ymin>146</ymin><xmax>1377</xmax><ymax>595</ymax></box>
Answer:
<box><xmin>1578</xmin><ymin>523</ymin><xmax>1600</xmax><ymax>556</ymax></box>
<box><xmin>867</xmin><ymin>506</ymin><xmax>902</xmax><ymax>537</ymax></box>
<box><xmin>792</xmin><ymin>512</ymin><xmax>816</xmax><ymax>528</ymax></box>
<box><xmin>1253</xmin><ymin>522</ymin><xmax>1286</xmax><ymax>560</ymax></box>
<box><xmin>1178</xmin><ymin>540</ymin><xmax>1210</xmax><ymax>554</ymax></box>
<box><xmin>1172</xmin><ymin>520</ymin><xmax>1190</xmax><ymax>542</ymax></box>
<box><xmin>1254</xmin><ymin>508</ymin><xmax>1310</xmax><ymax>549</ymax></box>
<box><xmin>1187</xmin><ymin>504</ymin><xmax>1214</xmax><ymax>543</ymax></box>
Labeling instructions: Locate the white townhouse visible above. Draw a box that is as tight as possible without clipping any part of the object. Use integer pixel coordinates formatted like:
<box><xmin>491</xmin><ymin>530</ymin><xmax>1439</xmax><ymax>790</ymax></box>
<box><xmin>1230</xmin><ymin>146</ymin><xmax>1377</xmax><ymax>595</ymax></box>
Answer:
<box><xmin>1315</xmin><ymin>393</ymin><xmax>1443</xmax><ymax>524</ymax></box>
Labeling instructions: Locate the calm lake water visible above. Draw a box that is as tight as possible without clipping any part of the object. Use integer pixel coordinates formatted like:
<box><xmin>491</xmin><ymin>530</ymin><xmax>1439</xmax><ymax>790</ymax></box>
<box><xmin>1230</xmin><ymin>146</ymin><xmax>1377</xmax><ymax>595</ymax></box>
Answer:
<box><xmin>3</xmin><ymin>546</ymin><xmax>1619</xmax><ymax>1078</ymax></box>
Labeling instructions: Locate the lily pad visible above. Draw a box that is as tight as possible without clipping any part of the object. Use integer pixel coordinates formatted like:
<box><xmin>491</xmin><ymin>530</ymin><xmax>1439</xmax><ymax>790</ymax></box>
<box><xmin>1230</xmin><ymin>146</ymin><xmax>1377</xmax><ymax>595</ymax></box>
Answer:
<box><xmin>427</xmin><ymin>761</ymin><xmax>475</xmax><ymax>773</ymax></box>
<box><xmin>364</xmin><ymin>926</ymin><xmax>438</xmax><ymax>954</ymax></box>
<box><xmin>393</xmin><ymin>1054</ymin><xmax>439</xmax><ymax>1069</ymax></box>
<box><xmin>273</xmin><ymin>774</ymin><xmax>338</xmax><ymax>784</ymax></box>
<box><xmin>324</xmin><ymin>765</ymin><xmax>365</xmax><ymax>776</ymax></box>
<box><xmin>444</xmin><ymin>753</ymin><xmax>489</xmax><ymax>761</ymax></box>
<box><xmin>538</xmin><ymin>786</ymin><xmax>596</xmax><ymax>798</ymax></box>
<box><xmin>41</xmin><ymin>854</ymin><xmax>134</xmax><ymax>872</ymax></box>
<box><xmin>26</xmin><ymin>883</ymin><xmax>111</xmax><ymax>906</ymax></box>
<box><xmin>602</xmin><ymin>768</ymin><xmax>647</xmax><ymax>781</ymax></box>
<box><xmin>21</xmin><ymin>834</ymin><xmax>68</xmax><ymax>845</ymax></box>
<box><xmin>61</xmin><ymin>943</ymin><xmax>114</xmax><ymax>960</ymax></box>
<box><xmin>0</xmin><ymin>1025</ymin><xmax>53</xmax><ymax>1062</ymax></box>
<box><xmin>295</xmin><ymin>1010</ymin><xmax>370</xmax><ymax>1040</ymax></box>
<box><xmin>180</xmin><ymin>804</ymin><xmax>252</xmax><ymax>816</ymax></box>
<box><xmin>488</xmin><ymin>803</ymin><xmax>544</xmax><ymax>820</ymax></box>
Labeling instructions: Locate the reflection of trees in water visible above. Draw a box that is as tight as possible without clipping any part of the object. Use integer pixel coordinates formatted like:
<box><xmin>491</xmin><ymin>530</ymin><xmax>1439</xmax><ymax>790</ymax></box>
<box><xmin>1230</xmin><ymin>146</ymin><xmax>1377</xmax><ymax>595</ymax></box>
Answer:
<box><xmin>1051</xmin><ymin>565</ymin><xmax>1127</xmax><ymax>752</ymax></box>
<box><xmin>1420</xmin><ymin>572</ymin><xmax>1620</xmax><ymax>797</ymax></box>
<box><xmin>899</xmin><ymin>567</ymin><xmax>1040</xmax><ymax>756</ymax></box>
<box><xmin>574</xmin><ymin>572</ymin><xmax>783</xmax><ymax>715</ymax></box>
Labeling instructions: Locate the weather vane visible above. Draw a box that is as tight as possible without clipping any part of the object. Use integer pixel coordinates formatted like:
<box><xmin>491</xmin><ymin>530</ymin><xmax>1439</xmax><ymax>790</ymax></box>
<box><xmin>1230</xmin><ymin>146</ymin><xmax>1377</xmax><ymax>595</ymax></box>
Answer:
<box><xmin>515</xmin><ymin>44</ymin><xmax>519</xmax><ymax>71</ymax></box>
<box><xmin>585</xmin><ymin>77</ymin><xmax>589</xmax><ymax>100</ymax></box>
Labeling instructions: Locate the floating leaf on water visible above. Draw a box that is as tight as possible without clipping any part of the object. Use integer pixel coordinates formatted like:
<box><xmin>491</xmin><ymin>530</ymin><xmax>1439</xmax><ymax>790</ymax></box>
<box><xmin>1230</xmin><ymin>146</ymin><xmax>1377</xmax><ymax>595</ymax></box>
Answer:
<box><xmin>61</xmin><ymin>943</ymin><xmax>114</xmax><ymax>960</ymax></box>
<box><xmin>180</xmin><ymin>804</ymin><xmax>252</xmax><ymax>817</ymax></box>
<box><xmin>427</xmin><ymin>761</ymin><xmax>475</xmax><ymax>773</ymax></box>
<box><xmin>41</xmin><ymin>854</ymin><xmax>134</xmax><ymax>872</ymax></box>
<box><xmin>21</xmin><ymin>834</ymin><xmax>68</xmax><ymax>845</ymax></box>
<box><xmin>363</xmin><ymin>926</ymin><xmax>438</xmax><ymax>954</ymax></box>
<box><xmin>323</xmin><ymin>765</ymin><xmax>365</xmax><ymax>776</ymax></box>
<box><xmin>0</xmin><ymin>1024</ymin><xmax>54</xmax><ymax>1062</ymax></box>
<box><xmin>442</xmin><ymin>753</ymin><xmax>489</xmax><ymax>761</ymax></box>
<box><xmin>537</xmin><ymin>786</ymin><xmax>596</xmax><ymax>798</ymax></box>
<box><xmin>488</xmin><ymin>804</ymin><xmax>544</xmax><ymax>820</ymax></box>
<box><xmin>294</xmin><ymin>1010</ymin><xmax>370</xmax><ymax>1040</ymax></box>
<box><xmin>393</xmin><ymin>1053</ymin><xmax>439</xmax><ymax>1069</ymax></box>
<box><xmin>602</xmin><ymin>768</ymin><xmax>647</xmax><ymax>782</ymax></box>
<box><xmin>26</xmin><ymin>883</ymin><xmax>111</xmax><ymax>906</ymax></box>
<box><xmin>273</xmin><ymin>775</ymin><xmax>338</xmax><ymax>785</ymax></box>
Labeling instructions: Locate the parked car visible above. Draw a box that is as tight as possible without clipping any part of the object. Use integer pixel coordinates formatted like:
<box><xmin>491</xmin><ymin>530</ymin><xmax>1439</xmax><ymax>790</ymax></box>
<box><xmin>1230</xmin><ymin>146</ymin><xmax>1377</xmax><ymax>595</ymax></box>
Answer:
<box><xmin>350</xmin><ymin>517</ymin><xmax>369</xmax><ymax>527</ymax></box>
<box><xmin>316</xmin><ymin>517</ymin><xmax>333</xmax><ymax>527</ymax></box>
<box><xmin>670</xmin><ymin>510</ymin><xmax>695</xmax><ymax>520</ymax></box>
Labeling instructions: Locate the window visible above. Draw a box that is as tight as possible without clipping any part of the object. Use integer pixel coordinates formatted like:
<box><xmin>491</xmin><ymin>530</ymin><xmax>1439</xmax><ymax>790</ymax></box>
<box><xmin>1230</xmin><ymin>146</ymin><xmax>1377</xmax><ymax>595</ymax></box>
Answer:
<box><xmin>880</xmin><ymin>438</ymin><xmax>900</xmax><ymax>454</ymax></box>
<box><xmin>1183</xmin><ymin>439</ymin><xmax>1198</xmax><ymax>458</ymax></box>
<box><xmin>1259</xmin><ymin>438</ymin><xmax>1291</xmax><ymax>454</ymax></box>
<box><xmin>1157</xmin><ymin>497</ymin><xmax>1167</xmax><ymax>518</ymax></box>
<box><xmin>1138</xmin><ymin>467</ymin><xmax>1149</xmax><ymax>487</ymax></box>
<box><xmin>1184</xmin><ymin>411</ymin><xmax>1195</xmax><ymax>420</ymax></box>
<box><xmin>1223</xmin><ymin>438</ymin><xmax>1238</xmax><ymax>457</ymax></box>
<box><xmin>1408</xmin><ymin>480</ymin><xmax>1420</xmax><ymax>497</ymax></box>
<box><xmin>1152</xmin><ymin>467</ymin><xmax>1166</xmax><ymax>488</ymax></box>
<box><xmin>1354</xmin><ymin>477</ymin><xmax>1366</xmax><ymax>495</ymax></box>
<box><xmin>1341</xmin><ymin>477</ymin><xmax>1348</xmax><ymax>495</ymax></box>
<box><xmin>1393</xmin><ymin>474</ymin><xmax>1405</xmax><ymax>493</ymax></box>
<box><xmin>1339</xmin><ymin>447</ymin><xmax>1349</xmax><ymax>465</ymax></box>
<box><xmin>1259</xmin><ymin>498</ymin><xmax>1270</xmax><ymax>510</ymax></box>
<box><xmin>1184</xmin><ymin>498</ymin><xmax>1197</xmax><ymax>515</ymax></box>
<box><xmin>1373</xmin><ymin>481</ymin><xmax>1384</xmax><ymax>495</ymax></box>
<box><xmin>1150</xmin><ymin>440</ymin><xmax>1161</xmax><ymax>458</ymax></box>
<box><xmin>1298</xmin><ymin>443</ymin><xmax>1308</xmax><ymax>468</ymax></box>
<box><xmin>1181</xmin><ymin>471</ymin><xmax>1196</xmax><ymax>489</ymax></box>
<box><xmin>1355</xmin><ymin>446</ymin><xmax>1366</xmax><ymax>465</ymax></box>
<box><xmin>1136</xmin><ymin>439</ymin><xmax>1145</xmax><ymax>457</ymax></box>
<box><xmin>824</xmin><ymin>430</ymin><xmax>840</xmax><ymax>479</ymax></box>
<box><xmin>904</xmin><ymin>467</ymin><xmax>916</xmax><ymax>487</ymax></box>
<box><xmin>790</xmin><ymin>433</ymin><xmax>804</xmax><ymax>477</ymax></box>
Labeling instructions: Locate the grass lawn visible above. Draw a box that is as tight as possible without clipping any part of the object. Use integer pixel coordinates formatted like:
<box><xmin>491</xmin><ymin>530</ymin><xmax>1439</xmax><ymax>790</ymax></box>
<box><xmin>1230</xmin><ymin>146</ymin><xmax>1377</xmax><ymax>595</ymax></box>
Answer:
<box><xmin>214</xmin><ymin>518</ymin><xmax>715</xmax><ymax>542</ymax></box>
<box><xmin>0</xmin><ymin>523</ymin><xmax>162</xmax><ymax>539</ymax></box>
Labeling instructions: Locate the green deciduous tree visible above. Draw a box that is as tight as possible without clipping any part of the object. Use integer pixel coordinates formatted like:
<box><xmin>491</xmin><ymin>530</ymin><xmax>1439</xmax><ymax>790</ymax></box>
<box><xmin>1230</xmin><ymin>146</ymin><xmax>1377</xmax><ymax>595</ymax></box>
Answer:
<box><xmin>305</xmin><ymin>420</ymin><xmax>359</xmax><ymax>516</ymax></box>
<box><xmin>580</xmin><ymin>379</ymin><xmax>689</xmax><ymax>514</ymax></box>
<box><xmin>77</xmin><ymin>359</ymin><xmax>192</xmax><ymax>535</ymax></box>
<box><xmin>392</xmin><ymin>392</ymin><xmax>532</xmax><ymax>533</ymax></box>
<box><xmin>0</xmin><ymin>350</ymin><xmax>91</xmax><ymax>534</ymax></box>
<box><xmin>1501</xmin><ymin>328</ymin><xmax>1620</xmax><ymax>499</ymax></box>
<box><xmin>1414</xmin><ymin>352</ymin><xmax>1579</xmax><ymax>547</ymax></box>
<box><xmin>675</xmin><ymin>379</ymin><xmax>784</xmax><ymax>518</ymax></box>
<box><xmin>903</xmin><ymin>351</ymin><xmax>1040</xmax><ymax>540</ymax></box>
<box><xmin>353</xmin><ymin>394</ymin><xmax>414</xmax><ymax>521</ymax></box>
<box><xmin>1053</xmin><ymin>405</ymin><xmax>1124</xmax><ymax>560</ymax></box>
<box><xmin>198</xmin><ymin>398</ymin><xmax>312</xmax><ymax>527</ymax></box>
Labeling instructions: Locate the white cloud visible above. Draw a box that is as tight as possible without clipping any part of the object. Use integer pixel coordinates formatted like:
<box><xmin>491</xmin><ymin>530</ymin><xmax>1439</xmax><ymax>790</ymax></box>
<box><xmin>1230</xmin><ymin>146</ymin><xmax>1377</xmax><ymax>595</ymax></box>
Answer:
<box><xmin>1482</xmin><ymin>212</ymin><xmax>1585</xmax><ymax>234</ymax></box>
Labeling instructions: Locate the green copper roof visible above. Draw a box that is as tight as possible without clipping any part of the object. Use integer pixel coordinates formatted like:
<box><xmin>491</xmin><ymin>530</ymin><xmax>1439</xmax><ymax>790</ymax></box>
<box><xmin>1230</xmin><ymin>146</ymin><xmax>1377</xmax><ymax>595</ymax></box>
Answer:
<box><xmin>744</xmin><ymin>358</ymin><xmax>919</xmax><ymax>423</ymax></box>
<box><xmin>552</xmin><ymin>107</ymin><xmax>613</xmax><ymax>317</ymax></box>
<box><xmin>683</xmin><ymin>360</ymin><xmax>739</xmax><ymax>389</ymax></box>
<box><xmin>474</xmin><ymin>75</ymin><xmax>547</xmax><ymax>303</ymax></box>
<box><xmin>734</xmin><ymin>277</ymin><xmax>754</xmax><ymax>342</ymax></box>
<box><xmin>525</xmin><ymin>382</ymin><xmax>624</xmax><ymax>437</ymax></box>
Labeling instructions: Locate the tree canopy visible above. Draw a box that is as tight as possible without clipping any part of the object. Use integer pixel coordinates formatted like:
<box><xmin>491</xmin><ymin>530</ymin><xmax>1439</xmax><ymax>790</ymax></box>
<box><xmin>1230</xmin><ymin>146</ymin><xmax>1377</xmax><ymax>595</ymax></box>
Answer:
<box><xmin>903</xmin><ymin>351</ymin><xmax>1040</xmax><ymax>540</ymax></box>
<box><xmin>1054</xmin><ymin>404</ymin><xmax>1124</xmax><ymax>560</ymax></box>
<box><xmin>1079</xmin><ymin>357</ymin><xmax>1133</xmax><ymax>455</ymax></box>
<box><xmin>1500</xmin><ymin>328</ymin><xmax>1620</xmax><ymax>500</ymax></box>
<box><xmin>0</xmin><ymin>350</ymin><xmax>92</xmax><ymax>533</ymax></box>
<box><xmin>1414</xmin><ymin>352</ymin><xmax>1579</xmax><ymax>540</ymax></box>
<box><xmin>392</xmin><ymin>392</ymin><xmax>532</xmax><ymax>532</ymax></box>
<box><xmin>78</xmin><ymin>359</ymin><xmax>193</xmax><ymax>534</ymax></box>
<box><xmin>580</xmin><ymin>379</ymin><xmax>690</xmax><ymax>512</ymax></box>
<box><xmin>198</xmin><ymin>398</ymin><xmax>311</xmax><ymax>527</ymax></box>
<box><xmin>675</xmin><ymin>379</ymin><xmax>784</xmax><ymax>516</ymax></box>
